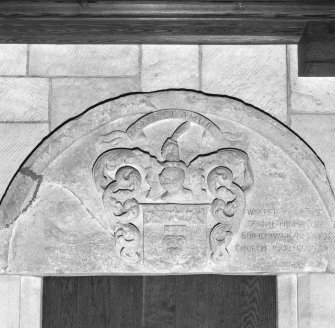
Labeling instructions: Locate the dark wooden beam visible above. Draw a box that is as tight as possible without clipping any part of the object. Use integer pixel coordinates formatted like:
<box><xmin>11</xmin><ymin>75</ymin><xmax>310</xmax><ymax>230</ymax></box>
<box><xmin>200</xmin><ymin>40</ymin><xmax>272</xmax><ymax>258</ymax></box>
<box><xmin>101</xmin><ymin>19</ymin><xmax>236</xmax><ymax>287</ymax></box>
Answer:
<box><xmin>0</xmin><ymin>18</ymin><xmax>307</xmax><ymax>44</ymax></box>
<box><xmin>299</xmin><ymin>22</ymin><xmax>335</xmax><ymax>76</ymax></box>
<box><xmin>0</xmin><ymin>1</ymin><xmax>334</xmax><ymax>76</ymax></box>
<box><xmin>0</xmin><ymin>1</ymin><xmax>334</xmax><ymax>20</ymax></box>
<box><xmin>0</xmin><ymin>1</ymin><xmax>333</xmax><ymax>44</ymax></box>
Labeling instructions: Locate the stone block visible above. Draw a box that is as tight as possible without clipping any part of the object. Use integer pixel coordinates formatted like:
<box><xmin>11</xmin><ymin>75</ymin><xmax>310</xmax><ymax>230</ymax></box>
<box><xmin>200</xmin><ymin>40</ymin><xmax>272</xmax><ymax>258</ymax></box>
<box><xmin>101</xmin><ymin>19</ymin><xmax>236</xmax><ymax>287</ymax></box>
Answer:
<box><xmin>0</xmin><ymin>78</ymin><xmax>49</xmax><ymax>121</ymax></box>
<box><xmin>298</xmin><ymin>274</ymin><xmax>335</xmax><ymax>328</ymax></box>
<box><xmin>20</xmin><ymin>276</ymin><xmax>42</xmax><ymax>328</ymax></box>
<box><xmin>0</xmin><ymin>123</ymin><xmax>49</xmax><ymax>199</ymax></box>
<box><xmin>29</xmin><ymin>45</ymin><xmax>139</xmax><ymax>77</ymax></box>
<box><xmin>289</xmin><ymin>45</ymin><xmax>335</xmax><ymax>113</ymax></box>
<box><xmin>291</xmin><ymin>114</ymin><xmax>335</xmax><ymax>190</ymax></box>
<box><xmin>277</xmin><ymin>275</ymin><xmax>298</xmax><ymax>328</ymax></box>
<box><xmin>0</xmin><ymin>45</ymin><xmax>27</xmax><ymax>76</ymax></box>
<box><xmin>202</xmin><ymin>45</ymin><xmax>287</xmax><ymax>122</ymax></box>
<box><xmin>50</xmin><ymin>77</ymin><xmax>140</xmax><ymax>130</ymax></box>
<box><xmin>142</xmin><ymin>45</ymin><xmax>199</xmax><ymax>91</ymax></box>
<box><xmin>0</xmin><ymin>275</ymin><xmax>21</xmax><ymax>328</ymax></box>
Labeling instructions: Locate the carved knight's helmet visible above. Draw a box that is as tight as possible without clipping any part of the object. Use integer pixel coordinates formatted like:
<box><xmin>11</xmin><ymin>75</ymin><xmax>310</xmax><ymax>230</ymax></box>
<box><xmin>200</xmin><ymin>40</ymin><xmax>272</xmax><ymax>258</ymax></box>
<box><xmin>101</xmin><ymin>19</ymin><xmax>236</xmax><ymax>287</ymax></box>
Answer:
<box><xmin>159</xmin><ymin>122</ymin><xmax>191</xmax><ymax>198</ymax></box>
<box><xmin>161</xmin><ymin>137</ymin><xmax>180</xmax><ymax>162</ymax></box>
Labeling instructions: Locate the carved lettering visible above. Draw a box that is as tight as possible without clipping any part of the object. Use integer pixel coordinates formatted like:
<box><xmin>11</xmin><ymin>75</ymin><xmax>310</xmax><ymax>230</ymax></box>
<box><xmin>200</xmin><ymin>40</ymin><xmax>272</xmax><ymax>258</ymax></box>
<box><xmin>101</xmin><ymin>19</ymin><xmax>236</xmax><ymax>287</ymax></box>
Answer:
<box><xmin>247</xmin><ymin>208</ymin><xmax>279</xmax><ymax>216</ymax></box>
<box><xmin>235</xmin><ymin>244</ymin><xmax>267</xmax><ymax>252</ymax></box>
<box><xmin>126</xmin><ymin>109</ymin><xmax>222</xmax><ymax>140</ymax></box>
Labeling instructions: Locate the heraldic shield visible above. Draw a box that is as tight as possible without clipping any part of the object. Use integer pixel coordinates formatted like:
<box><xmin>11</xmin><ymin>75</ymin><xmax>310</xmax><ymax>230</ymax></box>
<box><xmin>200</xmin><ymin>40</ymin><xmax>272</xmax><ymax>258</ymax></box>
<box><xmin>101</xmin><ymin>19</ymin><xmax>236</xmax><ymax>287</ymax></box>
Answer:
<box><xmin>93</xmin><ymin>109</ymin><xmax>254</xmax><ymax>271</ymax></box>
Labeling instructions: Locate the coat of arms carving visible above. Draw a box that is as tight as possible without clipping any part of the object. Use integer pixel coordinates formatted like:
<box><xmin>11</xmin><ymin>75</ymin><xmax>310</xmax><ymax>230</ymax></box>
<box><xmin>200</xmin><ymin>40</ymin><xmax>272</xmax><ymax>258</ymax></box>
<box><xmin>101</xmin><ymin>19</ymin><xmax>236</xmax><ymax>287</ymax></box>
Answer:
<box><xmin>93</xmin><ymin>109</ymin><xmax>253</xmax><ymax>270</ymax></box>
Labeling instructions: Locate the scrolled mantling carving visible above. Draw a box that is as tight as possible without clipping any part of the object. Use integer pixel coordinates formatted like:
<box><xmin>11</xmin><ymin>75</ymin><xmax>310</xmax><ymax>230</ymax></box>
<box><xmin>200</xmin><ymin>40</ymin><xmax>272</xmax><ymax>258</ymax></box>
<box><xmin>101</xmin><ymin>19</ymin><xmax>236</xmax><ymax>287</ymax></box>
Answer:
<box><xmin>93</xmin><ymin>153</ymin><xmax>148</xmax><ymax>264</ymax></box>
<box><xmin>0</xmin><ymin>90</ymin><xmax>334</xmax><ymax>275</ymax></box>
<box><xmin>207</xmin><ymin>165</ymin><xmax>248</xmax><ymax>263</ymax></box>
<box><xmin>92</xmin><ymin>112</ymin><xmax>254</xmax><ymax>267</ymax></box>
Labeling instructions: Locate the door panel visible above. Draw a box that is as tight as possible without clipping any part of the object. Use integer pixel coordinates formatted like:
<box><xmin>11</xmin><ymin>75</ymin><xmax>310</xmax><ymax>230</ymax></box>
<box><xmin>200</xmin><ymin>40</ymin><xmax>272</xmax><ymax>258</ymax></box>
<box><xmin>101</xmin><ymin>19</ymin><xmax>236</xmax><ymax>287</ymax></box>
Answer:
<box><xmin>43</xmin><ymin>276</ymin><xmax>143</xmax><ymax>328</ymax></box>
<box><xmin>42</xmin><ymin>275</ymin><xmax>276</xmax><ymax>328</ymax></box>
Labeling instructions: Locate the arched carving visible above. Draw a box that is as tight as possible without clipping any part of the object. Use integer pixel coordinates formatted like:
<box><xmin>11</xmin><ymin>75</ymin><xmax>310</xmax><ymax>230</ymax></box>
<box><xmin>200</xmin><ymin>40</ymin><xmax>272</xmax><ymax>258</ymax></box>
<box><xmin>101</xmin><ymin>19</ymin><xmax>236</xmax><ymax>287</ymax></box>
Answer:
<box><xmin>0</xmin><ymin>90</ymin><xmax>334</xmax><ymax>274</ymax></box>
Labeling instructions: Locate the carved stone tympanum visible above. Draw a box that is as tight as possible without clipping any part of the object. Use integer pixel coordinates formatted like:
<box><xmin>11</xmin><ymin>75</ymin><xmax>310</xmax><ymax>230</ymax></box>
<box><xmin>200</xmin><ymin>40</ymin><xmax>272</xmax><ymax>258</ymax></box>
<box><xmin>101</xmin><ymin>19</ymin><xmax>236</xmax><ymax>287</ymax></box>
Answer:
<box><xmin>0</xmin><ymin>90</ymin><xmax>335</xmax><ymax>274</ymax></box>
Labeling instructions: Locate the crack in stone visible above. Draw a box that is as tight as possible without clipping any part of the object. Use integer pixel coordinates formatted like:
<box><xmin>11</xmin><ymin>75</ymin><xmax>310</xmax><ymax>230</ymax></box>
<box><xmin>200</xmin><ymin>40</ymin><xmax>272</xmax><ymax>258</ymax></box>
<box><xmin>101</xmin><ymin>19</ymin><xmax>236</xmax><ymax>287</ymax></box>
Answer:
<box><xmin>0</xmin><ymin>167</ymin><xmax>43</xmax><ymax>229</ymax></box>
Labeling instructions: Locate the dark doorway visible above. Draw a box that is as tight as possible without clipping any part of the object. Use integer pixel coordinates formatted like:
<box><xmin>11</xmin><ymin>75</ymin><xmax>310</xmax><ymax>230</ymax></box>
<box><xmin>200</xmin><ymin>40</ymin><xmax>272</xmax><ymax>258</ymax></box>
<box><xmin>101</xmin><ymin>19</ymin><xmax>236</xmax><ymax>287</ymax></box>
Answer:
<box><xmin>42</xmin><ymin>275</ymin><xmax>277</xmax><ymax>328</ymax></box>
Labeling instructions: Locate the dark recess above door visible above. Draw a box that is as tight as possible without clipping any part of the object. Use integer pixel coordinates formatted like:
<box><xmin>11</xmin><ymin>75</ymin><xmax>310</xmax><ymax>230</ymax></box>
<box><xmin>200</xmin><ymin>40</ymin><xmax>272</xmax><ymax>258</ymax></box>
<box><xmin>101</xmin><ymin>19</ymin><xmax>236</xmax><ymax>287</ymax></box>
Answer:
<box><xmin>0</xmin><ymin>1</ymin><xmax>335</xmax><ymax>76</ymax></box>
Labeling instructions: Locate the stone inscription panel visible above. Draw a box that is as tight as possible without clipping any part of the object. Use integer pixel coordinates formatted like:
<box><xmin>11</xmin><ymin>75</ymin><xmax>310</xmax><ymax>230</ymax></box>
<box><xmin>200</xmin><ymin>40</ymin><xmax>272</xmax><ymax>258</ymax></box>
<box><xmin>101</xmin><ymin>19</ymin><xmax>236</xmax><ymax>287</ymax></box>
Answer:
<box><xmin>224</xmin><ymin>201</ymin><xmax>335</xmax><ymax>272</ymax></box>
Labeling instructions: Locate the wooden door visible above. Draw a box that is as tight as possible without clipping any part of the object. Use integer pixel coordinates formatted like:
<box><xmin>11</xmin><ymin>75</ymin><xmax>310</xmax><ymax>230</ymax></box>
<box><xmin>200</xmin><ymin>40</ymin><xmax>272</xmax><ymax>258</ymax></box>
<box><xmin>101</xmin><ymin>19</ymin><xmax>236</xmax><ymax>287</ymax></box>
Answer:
<box><xmin>43</xmin><ymin>275</ymin><xmax>277</xmax><ymax>328</ymax></box>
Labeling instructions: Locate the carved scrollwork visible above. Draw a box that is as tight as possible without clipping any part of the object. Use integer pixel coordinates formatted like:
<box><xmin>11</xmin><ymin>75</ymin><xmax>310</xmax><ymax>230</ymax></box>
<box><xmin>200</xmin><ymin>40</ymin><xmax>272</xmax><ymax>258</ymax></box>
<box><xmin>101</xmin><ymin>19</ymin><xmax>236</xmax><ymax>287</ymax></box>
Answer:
<box><xmin>208</xmin><ymin>165</ymin><xmax>249</xmax><ymax>264</ymax></box>
<box><xmin>93</xmin><ymin>149</ymin><xmax>146</xmax><ymax>192</ymax></box>
<box><xmin>109</xmin><ymin>166</ymin><xmax>142</xmax><ymax>197</ymax></box>
<box><xmin>115</xmin><ymin>223</ymin><xmax>141</xmax><ymax>264</ymax></box>
<box><xmin>210</xmin><ymin>223</ymin><xmax>232</xmax><ymax>263</ymax></box>
<box><xmin>102</xmin><ymin>166</ymin><xmax>142</xmax><ymax>222</ymax></box>
<box><xmin>93</xmin><ymin>158</ymin><xmax>143</xmax><ymax>265</ymax></box>
<box><xmin>207</xmin><ymin>166</ymin><xmax>246</xmax><ymax>223</ymax></box>
<box><xmin>102</xmin><ymin>194</ymin><xmax>140</xmax><ymax>223</ymax></box>
<box><xmin>92</xmin><ymin>111</ymin><xmax>254</xmax><ymax>268</ymax></box>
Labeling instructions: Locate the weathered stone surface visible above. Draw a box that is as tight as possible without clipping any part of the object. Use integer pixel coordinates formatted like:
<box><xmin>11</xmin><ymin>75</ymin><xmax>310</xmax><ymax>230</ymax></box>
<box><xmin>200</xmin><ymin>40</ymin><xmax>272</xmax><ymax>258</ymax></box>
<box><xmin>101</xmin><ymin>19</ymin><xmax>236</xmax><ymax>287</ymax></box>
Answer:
<box><xmin>298</xmin><ymin>274</ymin><xmax>335</xmax><ymax>328</ymax></box>
<box><xmin>202</xmin><ymin>45</ymin><xmax>287</xmax><ymax>122</ymax></box>
<box><xmin>289</xmin><ymin>45</ymin><xmax>335</xmax><ymax>114</ymax></box>
<box><xmin>0</xmin><ymin>78</ymin><xmax>49</xmax><ymax>121</ymax></box>
<box><xmin>0</xmin><ymin>90</ymin><xmax>334</xmax><ymax>275</ymax></box>
<box><xmin>142</xmin><ymin>45</ymin><xmax>199</xmax><ymax>91</ymax></box>
<box><xmin>0</xmin><ymin>45</ymin><xmax>27</xmax><ymax>76</ymax></box>
<box><xmin>29</xmin><ymin>45</ymin><xmax>139</xmax><ymax>77</ymax></box>
<box><xmin>20</xmin><ymin>276</ymin><xmax>42</xmax><ymax>328</ymax></box>
<box><xmin>50</xmin><ymin>77</ymin><xmax>140</xmax><ymax>130</ymax></box>
<box><xmin>291</xmin><ymin>115</ymin><xmax>335</xmax><ymax>191</ymax></box>
<box><xmin>277</xmin><ymin>275</ymin><xmax>298</xmax><ymax>328</ymax></box>
<box><xmin>0</xmin><ymin>123</ymin><xmax>49</xmax><ymax>199</ymax></box>
<box><xmin>0</xmin><ymin>275</ymin><xmax>21</xmax><ymax>328</ymax></box>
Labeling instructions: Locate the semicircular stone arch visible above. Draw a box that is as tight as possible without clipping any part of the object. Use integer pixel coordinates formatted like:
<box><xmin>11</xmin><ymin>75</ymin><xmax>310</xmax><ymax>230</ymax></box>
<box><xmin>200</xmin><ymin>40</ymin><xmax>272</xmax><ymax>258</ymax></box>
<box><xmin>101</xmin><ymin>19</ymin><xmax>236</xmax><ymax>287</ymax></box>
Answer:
<box><xmin>0</xmin><ymin>90</ymin><xmax>335</xmax><ymax>275</ymax></box>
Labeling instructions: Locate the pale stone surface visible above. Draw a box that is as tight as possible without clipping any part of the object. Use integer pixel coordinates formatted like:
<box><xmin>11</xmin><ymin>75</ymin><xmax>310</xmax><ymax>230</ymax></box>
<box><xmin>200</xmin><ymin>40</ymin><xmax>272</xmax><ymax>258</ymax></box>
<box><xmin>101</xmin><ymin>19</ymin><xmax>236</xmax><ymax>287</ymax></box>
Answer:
<box><xmin>142</xmin><ymin>45</ymin><xmax>199</xmax><ymax>91</ymax></box>
<box><xmin>0</xmin><ymin>78</ymin><xmax>49</xmax><ymax>121</ymax></box>
<box><xmin>202</xmin><ymin>45</ymin><xmax>287</xmax><ymax>122</ymax></box>
<box><xmin>277</xmin><ymin>275</ymin><xmax>298</xmax><ymax>328</ymax></box>
<box><xmin>0</xmin><ymin>91</ymin><xmax>334</xmax><ymax>275</ymax></box>
<box><xmin>291</xmin><ymin>115</ymin><xmax>335</xmax><ymax>191</ymax></box>
<box><xmin>289</xmin><ymin>45</ymin><xmax>335</xmax><ymax>113</ymax></box>
<box><xmin>0</xmin><ymin>275</ymin><xmax>21</xmax><ymax>328</ymax></box>
<box><xmin>0</xmin><ymin>123</ymin><xmax>49</xmax><ymax>199</ymax></box>
<box><xmin>29</xmin><ymin>45</ymin><xmax>139</xmax><ymax>77</ymax></box>
<box><xmin>0</xmin><ymin>45</ymin><xmax>27</xmax><ymax>76</ymax></box>
<box><xmin>50</xmin><ymin>77</ymin><xmax>140</xmax><ymax>130</ymax></box>
<box><xmin>20</xmin><ymin>276</ymin><xmax>42</xmax><ymax>328</ymax></box>
<box><xmin>298</xmin><ymin>274</ymin><xmax>335</xmax><ymax>328</ymax></box>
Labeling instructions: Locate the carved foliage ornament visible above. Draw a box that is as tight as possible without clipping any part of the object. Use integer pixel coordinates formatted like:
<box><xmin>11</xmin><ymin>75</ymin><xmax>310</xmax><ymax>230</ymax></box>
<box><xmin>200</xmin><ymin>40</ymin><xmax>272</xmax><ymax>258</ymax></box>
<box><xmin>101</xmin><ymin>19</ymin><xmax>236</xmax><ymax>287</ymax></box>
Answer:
<box><xmin>92</xmin><ymin>109</ymin><xmax>254</xmax><ymax>266</ymax></box>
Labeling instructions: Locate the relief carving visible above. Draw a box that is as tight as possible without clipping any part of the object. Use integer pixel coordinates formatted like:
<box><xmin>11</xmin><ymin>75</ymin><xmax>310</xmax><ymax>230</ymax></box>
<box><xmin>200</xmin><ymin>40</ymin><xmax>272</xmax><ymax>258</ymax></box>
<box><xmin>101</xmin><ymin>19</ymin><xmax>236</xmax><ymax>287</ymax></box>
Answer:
<box><xmin>93</xmin><ymin>108</ymin><xmax>253</xmax><ymax>267</ymax></box>
<box><xmin>207</xmin><ymin>163</ymin><xmax>250</xmax><ymax>263</ymax></box>
<box><xmin>208</xmin><ymin>166</ymin><xmax>246</xmax><ymax>223</ymax></box>
<box><xmin>2</xmin><ymin>90</ymin><xmax>335</xmax><ymax>275</ymax></box>
<box><xmin>115</xmin><ymin>223</ymin><xmax>141</xmax><ymax>264</ymax></box>
<box><xmin>210</xmin><ymin>223</ymin><xmax>233</xmax><ymax>262</ymax></box>
<box><xmin>100</xmin><ymin>109</ymin><xmax>247</xmax><ymax>149</ymax></box>
<box><xmin>102</xmin><ymin>166</ymin><xmax>141</xmax><ymax>222</ymax></box>
<box><xmin>163</xmin><ymin>225</ymin><xmax>187</xmax><ymax>261</ymax></box>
